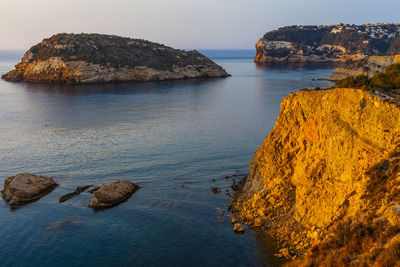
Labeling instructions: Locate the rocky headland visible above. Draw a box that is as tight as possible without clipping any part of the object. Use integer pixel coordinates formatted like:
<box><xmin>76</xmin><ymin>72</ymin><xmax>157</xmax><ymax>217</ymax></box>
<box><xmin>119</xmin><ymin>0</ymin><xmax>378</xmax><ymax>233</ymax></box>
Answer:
<box><xmin>2</xmin><ymin>173</ymin><xmax>58</xmax><ymax>206</ymax></box>
<box><xmin>329</xmin><ymin>54</ymin><xmax>400</xmax><ymax>80</ymax></box>
<box><xmin>255</xmin><ymin>23</ymin><xmax>400</xmax><ymax>64</ymax></box>
<box><xmin>230</xmin><ymin>87</ymin><xmax>400</xmax><ymax>265</ymax></box>
<box><xmin>2</xmin><ymin>33</ymin><xmax>229</xmax><ymax>84</ymax></box>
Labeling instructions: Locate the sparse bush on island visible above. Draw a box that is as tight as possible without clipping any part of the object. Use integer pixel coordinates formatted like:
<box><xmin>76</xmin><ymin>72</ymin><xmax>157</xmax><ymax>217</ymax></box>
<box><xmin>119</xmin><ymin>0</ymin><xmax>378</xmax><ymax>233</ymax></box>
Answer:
<box><xmin>336</xmin><ymin>63</ymin><xmax>400</xmax><ymax>93</ymax></box>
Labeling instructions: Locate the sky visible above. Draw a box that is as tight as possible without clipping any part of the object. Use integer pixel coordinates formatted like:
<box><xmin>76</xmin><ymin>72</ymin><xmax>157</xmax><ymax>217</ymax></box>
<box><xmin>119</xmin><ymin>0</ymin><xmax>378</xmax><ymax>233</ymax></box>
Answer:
<box><xmin>0</xmin><ymin>0</ymin><xmax>399</xmax><ymax>50</ymax></box>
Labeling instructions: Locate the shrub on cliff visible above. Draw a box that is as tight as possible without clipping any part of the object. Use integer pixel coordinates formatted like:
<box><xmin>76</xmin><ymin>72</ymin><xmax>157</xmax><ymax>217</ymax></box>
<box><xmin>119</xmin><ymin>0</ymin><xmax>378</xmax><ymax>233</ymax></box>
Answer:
<box><xmin>371</xmin><ymin>64</ymin><xmax>400</xmax><ymax>90</ymax></box>
<box><xmin>336</xmin><ymin>74</ymin><xmax>371</xmax><ymax>89</ymax></box>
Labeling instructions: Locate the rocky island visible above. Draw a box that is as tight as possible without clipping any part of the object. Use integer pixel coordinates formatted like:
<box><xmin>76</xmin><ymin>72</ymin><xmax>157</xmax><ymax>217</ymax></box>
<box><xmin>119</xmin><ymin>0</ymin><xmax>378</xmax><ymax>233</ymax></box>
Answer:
<box><xmin>2</xmin><ymin>33</ymin><xmax>229</xmax><ymax>84</ymax></box>
<box><xmin>231</xmin><ymin>81</ymin><xmax>400</xmax><ymax>265</ymax></box>
<box><xmin>255</xmin><ymin>23</ymin><xmax>400</xmax><ymax>64</ymax></box>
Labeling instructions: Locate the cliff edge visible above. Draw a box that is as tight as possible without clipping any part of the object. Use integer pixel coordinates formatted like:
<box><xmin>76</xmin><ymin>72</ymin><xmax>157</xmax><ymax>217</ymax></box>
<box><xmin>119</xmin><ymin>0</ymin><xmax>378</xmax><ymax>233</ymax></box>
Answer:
<box><xmin>231</xmin><ymin>88</ymin><xmax>400</xmax><ymax>265</ymax></box>
<box><xmin>2</xmin><ymin>33</ymin><xmax>229</xmax><ymax>84</ymax></box>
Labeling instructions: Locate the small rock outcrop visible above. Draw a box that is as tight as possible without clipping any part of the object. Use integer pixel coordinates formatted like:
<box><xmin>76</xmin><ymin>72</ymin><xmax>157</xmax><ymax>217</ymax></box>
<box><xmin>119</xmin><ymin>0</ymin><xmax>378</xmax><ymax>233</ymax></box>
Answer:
<box><xmin>255</xmin><ymin>24</ymin><xmax>400</xmax><ymax>64</ymax></box>
<box><xmin>2</xmin><ymin>33</ymin><xmax>229</xmax><ymax>84</ymax></box>
<box><xmin>89</xmin><ymin>180</ymin><xmax>139</xmax><ymax>209</ymax></box>
<box><xmin>329</xmin><ymin>54</ymin><xmax>400</xmax><ymax>80</ymax></box>
<box><xmin>233</xmin><ymin>223</ymin><xmax>245</xmax><ymax>233</ymax></box>
<box><xmin>2</xmin><ymin>173</ymin><xmax>58</xmax><ymax>206</ymax></box>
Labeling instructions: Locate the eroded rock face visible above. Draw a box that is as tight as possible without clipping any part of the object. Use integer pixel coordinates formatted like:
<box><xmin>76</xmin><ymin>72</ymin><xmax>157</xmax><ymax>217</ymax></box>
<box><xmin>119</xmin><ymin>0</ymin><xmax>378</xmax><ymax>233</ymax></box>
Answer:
<box><xmin>2</xmin><ymin>173</ymin><xmax>58</xmax><ymax>206</ymax></box>
<box><xmin>230</xmin><ymin>88</ymin><xmax>400</xmax><ymax>262</ymax></box>
<box><xmin>255</xmin><ymin>24</ymin><xmax>400</xmax><ymax>64</ymax></box>
<box><xmin>2</xmin><ymin>33</ymin><xmax>229</xmax><ymax>84</ymax></box>
<box><xmin>89</xmin><ymin>180</ymin><xmax>139</xmax><ymax>209</ymax></box>
<box><xmin>329</xmin><ymin>54</ymin><xmax>400</xmax><ymax>80</ymax></box>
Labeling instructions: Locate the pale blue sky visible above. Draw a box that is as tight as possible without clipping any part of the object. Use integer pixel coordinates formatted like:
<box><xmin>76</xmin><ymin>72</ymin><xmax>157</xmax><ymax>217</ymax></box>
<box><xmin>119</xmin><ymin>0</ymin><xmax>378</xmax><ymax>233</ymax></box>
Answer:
<box><xmin>1</xmin><ymin>0</ymin><xmax>399</xmax><ymax>49</ymax></box>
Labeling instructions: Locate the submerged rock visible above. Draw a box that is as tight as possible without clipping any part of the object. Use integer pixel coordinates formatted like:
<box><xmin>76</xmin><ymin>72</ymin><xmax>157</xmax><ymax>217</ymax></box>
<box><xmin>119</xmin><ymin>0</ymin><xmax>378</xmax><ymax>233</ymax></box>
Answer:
<box><xmin>44</xmin><ymin>216</ymin><xmax>80</xmax><ymax>231</ymax></box>
<box><xmin>59</xmin><ymin>185</ymin><xmax>91</xmax><ymax>202</ymax></box>
<box><xmin>2</xmin><ymin>173</ymin><xmax>58</xmax><ymax>206</ymax></box>
<box><xmin>89</xmin><ymin>180</ymin><xmax>139</xmax><ymax>209</ymax></box>
<box><xmin>2</xmin><ymin>33</ymin><xmax>229</xmax><ymax>84</ymax></box>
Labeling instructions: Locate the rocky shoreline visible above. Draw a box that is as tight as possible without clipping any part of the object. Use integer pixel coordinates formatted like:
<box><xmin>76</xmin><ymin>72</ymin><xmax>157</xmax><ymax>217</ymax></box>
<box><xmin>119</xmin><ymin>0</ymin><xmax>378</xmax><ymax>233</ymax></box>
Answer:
<box><xmin>2</xmin><ymin>33</ymin><xmax>229</xmax><ymax>84</ymax></box>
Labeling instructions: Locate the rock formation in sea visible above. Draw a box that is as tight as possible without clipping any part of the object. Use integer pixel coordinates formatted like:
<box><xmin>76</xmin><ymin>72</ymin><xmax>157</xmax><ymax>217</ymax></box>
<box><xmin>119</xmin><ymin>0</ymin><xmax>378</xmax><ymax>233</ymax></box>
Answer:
<box><xmin>59</xmin><ymin>185</ymin><xmax>92</xmax><ymax>202</ymax></box>
<box><xmin>89</xmin><ymin>180</ymin><xmax>139</xmax><ymax>209</ymax></box>
<box><xmin>2</xmin><ymin>33</ymin><xmax>229</xmax><ymax>84</ymax></box>
<box><xmin>2</xmin><ymin>173</ymin><xmax>58</xmax><ymax>206</ymax></box>
<box><xmin>230</xmin><ymin>87</ymin><xmax>400</xmax><ymax>265</ymax></box>
<box><xmin>255</xmin><ymin>24</ymin><xmax>400</xmax><ymax>64</ymax></box>
<box><xmin>329</xmin><ymin>54</ymin><xmax>400</xmax><ymax>80</ymax></box>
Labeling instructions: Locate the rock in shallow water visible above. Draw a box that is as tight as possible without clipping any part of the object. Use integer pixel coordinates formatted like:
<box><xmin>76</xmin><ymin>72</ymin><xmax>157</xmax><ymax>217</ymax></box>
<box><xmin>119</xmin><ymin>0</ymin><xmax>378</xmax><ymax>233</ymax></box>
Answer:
<box><xmin>59</xmin><ymin>185</ymin><xmax>91</xmax><ymax>202</ymax></box>
<box><xmin>89</xmin><ymin>180</ymin><xmax>139</xmax><ymax>209</ymax></box>
<box><xmin>2</xmin><ymin>173</ymin><xmax>58</xmax><ymax>206</ymax></box>
<box><xmin>233</xmin><ymin>223</ymin><xmax>245</xmax><ymax>233</ymax></box>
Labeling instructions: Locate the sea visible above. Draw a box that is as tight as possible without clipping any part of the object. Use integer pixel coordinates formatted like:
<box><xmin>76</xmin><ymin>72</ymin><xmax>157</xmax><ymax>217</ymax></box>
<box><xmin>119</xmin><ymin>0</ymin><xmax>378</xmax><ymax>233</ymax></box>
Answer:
<box><xmin>0</xmin><ymin>49</ymin><xmax>333</xmax><ymax>266</ymax></box>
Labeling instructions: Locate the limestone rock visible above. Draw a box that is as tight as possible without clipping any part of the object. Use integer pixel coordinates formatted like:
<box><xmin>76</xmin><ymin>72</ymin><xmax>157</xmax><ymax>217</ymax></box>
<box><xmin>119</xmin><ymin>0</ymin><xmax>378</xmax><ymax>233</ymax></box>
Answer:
<box><xmin>89</xmin><ymin>180</ymin><xmax>139</xmax><ymax>209</ymax></box>
<box><xmin>2</xmin><ymin>173</ymin><xmax>58</xmax><ymax>206</ymax></box>
<box><xmin>2</xmin><ymin>33</ymin><xmax>229</xmax><ymax>84</ymax></box>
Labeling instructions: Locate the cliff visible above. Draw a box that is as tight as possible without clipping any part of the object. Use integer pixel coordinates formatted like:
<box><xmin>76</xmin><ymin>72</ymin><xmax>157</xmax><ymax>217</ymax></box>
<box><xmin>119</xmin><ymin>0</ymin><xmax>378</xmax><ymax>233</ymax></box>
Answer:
<box><xmin>230</xmin><ymin>88</ymin><xmax>400</xmax><ymax>265</ymax></box>
<box><xmin>2</xmin><ymin>33</ymin><xmax>229</xmax><ymax>84</ymax></box>
<box><xmin>329</xmin><ymin>54</ymin><xmax>400</xmax><ymax>80</ymax></box>
<box><xmin>255</xmin><ymin>24</ymin><xmax>400</xmax><ymax>64</ymax></box>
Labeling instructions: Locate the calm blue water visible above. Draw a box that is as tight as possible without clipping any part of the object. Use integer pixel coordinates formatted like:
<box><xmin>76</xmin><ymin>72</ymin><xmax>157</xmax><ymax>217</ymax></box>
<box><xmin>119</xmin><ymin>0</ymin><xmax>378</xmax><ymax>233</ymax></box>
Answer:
<box><xmin>0</xmin><ymin>49</ymin><xmax>332</xmax><ymax>266</ymax></box>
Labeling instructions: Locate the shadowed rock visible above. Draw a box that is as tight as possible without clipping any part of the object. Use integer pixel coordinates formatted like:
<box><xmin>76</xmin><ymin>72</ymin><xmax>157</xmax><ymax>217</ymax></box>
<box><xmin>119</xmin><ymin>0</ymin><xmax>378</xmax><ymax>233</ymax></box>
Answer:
<box><xmin>2</xmin><ymin>173</ymin><xmax>58</xmax><ymax>206</ymax></box>
<box><xmin>59</xmin><ymin>185</ymin><xmax>91</xmax><ymax>202</ymax></box>
<box><xmin>89</xmin><ymin>180</ymin><xmax>139</xmax><ymax>209</ymax></box>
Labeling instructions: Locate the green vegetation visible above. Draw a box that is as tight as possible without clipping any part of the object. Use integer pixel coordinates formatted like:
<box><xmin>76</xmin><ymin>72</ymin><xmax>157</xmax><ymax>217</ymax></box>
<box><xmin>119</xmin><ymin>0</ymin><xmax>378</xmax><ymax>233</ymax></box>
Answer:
<box><xmin>336</xmin><ymin>63</ymin><xmax>400</xmax><ymax>93</ymax></box>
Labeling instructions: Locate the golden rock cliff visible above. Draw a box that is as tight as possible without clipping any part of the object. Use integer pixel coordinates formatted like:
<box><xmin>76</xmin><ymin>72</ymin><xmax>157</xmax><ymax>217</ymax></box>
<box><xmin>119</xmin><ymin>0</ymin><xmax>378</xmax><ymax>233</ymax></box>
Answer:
<box><xmin>231</xmin><ymin>88</ymin><xmax>400</xmax><ymax>265</ymax></box>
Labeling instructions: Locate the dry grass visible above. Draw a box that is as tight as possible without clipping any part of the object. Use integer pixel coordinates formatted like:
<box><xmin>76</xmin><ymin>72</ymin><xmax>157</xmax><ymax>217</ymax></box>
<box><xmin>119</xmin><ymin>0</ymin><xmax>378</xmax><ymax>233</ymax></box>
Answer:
<box><xmin>287</xmin><ymin>218</ymin><xmax>400</xmax><ymax>266</ymax></box>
